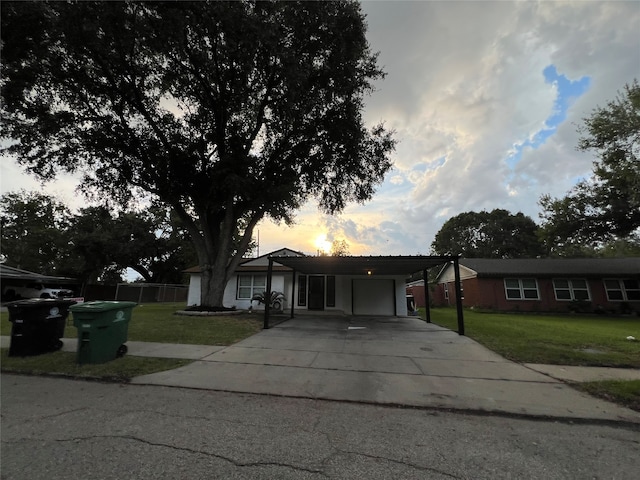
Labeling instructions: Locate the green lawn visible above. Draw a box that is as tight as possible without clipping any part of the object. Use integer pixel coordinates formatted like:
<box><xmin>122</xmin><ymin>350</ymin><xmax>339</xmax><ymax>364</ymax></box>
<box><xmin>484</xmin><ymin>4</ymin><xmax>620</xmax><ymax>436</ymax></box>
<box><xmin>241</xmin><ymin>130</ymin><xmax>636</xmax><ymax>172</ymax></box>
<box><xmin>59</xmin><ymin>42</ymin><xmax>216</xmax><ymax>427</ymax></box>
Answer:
<box><xmin>423</xmin><ymin>307</ymin><xmax>640</xmax><ymax>368</ymax></box>
<box><xmin>2</xmin><ymin>302</ymin><xmax>264</xmax><ymax>345</ymax></box>
<box><xmin>423</xmin><ymin>307</ymin><xmax>640</xmax><ymax>411</ymax></box>
<box><xmin>574</xmin><ymin>380</ymin><xmax>640</xmax><ymax>412</ymax></box>
<box><xmin>1</xmin><ymin>349</ymin><xmax>191</xmax><ymax>382</ymax></box>
<box><xmin>1</xmin><ymin>302</ymin><xmax>263</xmax><ymax>381</ymax></box>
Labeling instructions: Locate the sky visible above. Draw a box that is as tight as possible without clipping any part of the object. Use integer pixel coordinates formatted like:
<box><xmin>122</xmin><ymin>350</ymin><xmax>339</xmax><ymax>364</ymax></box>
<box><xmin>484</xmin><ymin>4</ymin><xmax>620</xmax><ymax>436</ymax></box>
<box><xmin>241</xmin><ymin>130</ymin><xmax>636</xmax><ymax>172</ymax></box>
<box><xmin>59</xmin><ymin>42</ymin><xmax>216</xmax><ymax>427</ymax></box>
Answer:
<box><xmin>2</xmin><ymin>0</ymin><xmax>639</xmax><ymax>261</ymax></box>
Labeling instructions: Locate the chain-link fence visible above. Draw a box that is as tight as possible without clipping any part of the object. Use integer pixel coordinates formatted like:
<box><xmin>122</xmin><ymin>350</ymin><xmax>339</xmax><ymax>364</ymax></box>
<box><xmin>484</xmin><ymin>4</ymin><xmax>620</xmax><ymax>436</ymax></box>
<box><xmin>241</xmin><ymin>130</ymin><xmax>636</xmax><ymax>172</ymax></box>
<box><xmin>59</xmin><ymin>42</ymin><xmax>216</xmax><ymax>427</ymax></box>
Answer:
<box><xmin>114</xmin><ymin>283</ymin><xmax>188</xmax><ymax>303</ymax></box>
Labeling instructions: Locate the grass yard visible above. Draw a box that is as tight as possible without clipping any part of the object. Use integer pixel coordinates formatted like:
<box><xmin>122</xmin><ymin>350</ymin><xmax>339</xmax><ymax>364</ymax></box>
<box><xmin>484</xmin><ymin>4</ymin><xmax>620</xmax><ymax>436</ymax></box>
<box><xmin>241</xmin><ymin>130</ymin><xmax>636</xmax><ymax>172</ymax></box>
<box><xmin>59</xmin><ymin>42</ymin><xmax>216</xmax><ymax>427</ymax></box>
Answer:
<box><xmin>574</xmin><ymin>380</ymin><xmax>640</xmax><ymax>412</ymax></box>
<box><xmin>423</xmin><ymin>307</ymin><xmax>640</xmax><ymax>411</ymax></box>
<box><xmin>1</xmin><ymin>302</ymin><xmax>264</xmax><ymax>345</ymax></box>
<box><xmin>1</xmin><ymin>349</ymin><xmax>191</xmax><ymax>382</ymax></box>
<box><xmin>423</xmin><ymin>307</ymin><xmax>640</xmax><ymax>368</ymax></box>
<box><xmin>126</xmin><ymin>303</ymin><xmax>263</xmax><ymax>345</ymax></box>
<box><xmin>1</xmin><ymin>302</ymin><xmax>263</xmax><ymax>381</ymax></box>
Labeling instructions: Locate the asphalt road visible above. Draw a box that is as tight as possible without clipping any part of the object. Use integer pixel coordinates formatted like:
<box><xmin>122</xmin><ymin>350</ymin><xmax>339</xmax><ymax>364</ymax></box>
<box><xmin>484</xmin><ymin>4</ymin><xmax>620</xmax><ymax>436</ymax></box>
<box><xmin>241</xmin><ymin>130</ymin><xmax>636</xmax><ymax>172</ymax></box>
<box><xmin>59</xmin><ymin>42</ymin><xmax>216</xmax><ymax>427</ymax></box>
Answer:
<box><xmin>1</xmin><ymin>374</ymin><xmax>639</xmax><ymax>480</ymax></box>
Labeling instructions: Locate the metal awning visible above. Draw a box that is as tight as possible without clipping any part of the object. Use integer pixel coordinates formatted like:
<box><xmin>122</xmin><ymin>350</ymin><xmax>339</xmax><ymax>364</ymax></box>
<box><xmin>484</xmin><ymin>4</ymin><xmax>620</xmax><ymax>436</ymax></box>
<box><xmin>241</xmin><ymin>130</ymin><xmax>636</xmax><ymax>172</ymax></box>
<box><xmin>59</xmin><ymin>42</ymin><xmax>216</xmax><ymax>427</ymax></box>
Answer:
<box><xmin>0</xmin><ymin>264</ymin><xmax>76</xmax><ymax>284</ymax></box>
<box><xmin>263</xmin><ymin>254</ymin><xmax>465</xmax><ymax>335</ymax></box>
<box><xmin>269</xmin><ymin>255</ymin><xmax>456</xmax><ymax>276</ymax></box>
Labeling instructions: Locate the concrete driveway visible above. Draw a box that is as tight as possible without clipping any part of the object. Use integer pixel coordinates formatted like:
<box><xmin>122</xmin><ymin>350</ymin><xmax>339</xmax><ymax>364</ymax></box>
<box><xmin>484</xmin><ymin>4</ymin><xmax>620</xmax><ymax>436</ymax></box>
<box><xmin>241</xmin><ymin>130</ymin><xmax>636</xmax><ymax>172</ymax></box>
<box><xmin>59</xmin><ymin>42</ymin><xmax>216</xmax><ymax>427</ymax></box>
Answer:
<box><xmin>133</xmin><ymin>315</ymin><xmax>640</xmax><ymax>423</ymax></box>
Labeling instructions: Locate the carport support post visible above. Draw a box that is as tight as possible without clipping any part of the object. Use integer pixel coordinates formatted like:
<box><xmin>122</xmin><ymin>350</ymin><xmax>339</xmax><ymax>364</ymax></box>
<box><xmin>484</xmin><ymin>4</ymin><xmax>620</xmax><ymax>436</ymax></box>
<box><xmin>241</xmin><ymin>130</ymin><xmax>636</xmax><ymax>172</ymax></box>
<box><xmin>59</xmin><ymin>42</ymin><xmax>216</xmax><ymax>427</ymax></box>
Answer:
<box><xmin>453</xmin><ymin>257</ymin><xmax>465</xmax><ymax>336</ymax></box>
<box><xmin>290</xmin><ymin>270</ymin><xmax>296</xmax><ymax>319</ymax></box>
<box><xmin>264</xmin><ymin>257</ymin><xmax>273</xmax><ymax>329</ymax></box>
<box><xmin>423</xmin><ymin>269</ymin><xmax>431</xmax><ymax>323</ymax></box>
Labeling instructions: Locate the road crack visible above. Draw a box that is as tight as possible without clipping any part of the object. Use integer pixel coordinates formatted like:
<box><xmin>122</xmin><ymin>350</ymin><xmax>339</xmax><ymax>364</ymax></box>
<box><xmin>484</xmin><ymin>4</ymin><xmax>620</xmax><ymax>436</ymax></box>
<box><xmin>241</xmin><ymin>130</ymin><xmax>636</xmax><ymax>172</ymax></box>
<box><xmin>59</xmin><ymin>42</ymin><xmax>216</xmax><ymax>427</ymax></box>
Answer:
<box><xmin>323</xmin><ymin>447</ymin><xmax>462</xmax><ymax>479</ymax></box>
<box><xmin>51</xmin><ymin>435</ymin><xmax>330</xmax><ymax>477</ymax></box>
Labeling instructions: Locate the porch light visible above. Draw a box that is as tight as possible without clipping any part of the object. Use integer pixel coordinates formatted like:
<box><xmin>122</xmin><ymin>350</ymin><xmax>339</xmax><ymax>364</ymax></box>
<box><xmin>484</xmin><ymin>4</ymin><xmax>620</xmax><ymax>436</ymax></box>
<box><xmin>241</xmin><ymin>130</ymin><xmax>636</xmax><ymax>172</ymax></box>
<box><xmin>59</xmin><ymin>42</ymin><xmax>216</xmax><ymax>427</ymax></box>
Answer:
<box><xmin>367</xmin><ymin>270</ymin><xmax>372</xmax><ymax>275</ymax></box>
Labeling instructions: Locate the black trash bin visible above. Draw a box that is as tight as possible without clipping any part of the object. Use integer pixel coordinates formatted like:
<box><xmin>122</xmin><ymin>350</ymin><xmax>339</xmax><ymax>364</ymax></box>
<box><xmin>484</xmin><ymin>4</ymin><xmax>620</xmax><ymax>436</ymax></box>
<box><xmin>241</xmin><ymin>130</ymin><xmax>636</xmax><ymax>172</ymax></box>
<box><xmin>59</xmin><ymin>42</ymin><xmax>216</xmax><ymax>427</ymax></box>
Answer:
<box><xmin>7</xmin><ymin>298</ymin><xmax>77</xmax><ymax>356</ymax></box>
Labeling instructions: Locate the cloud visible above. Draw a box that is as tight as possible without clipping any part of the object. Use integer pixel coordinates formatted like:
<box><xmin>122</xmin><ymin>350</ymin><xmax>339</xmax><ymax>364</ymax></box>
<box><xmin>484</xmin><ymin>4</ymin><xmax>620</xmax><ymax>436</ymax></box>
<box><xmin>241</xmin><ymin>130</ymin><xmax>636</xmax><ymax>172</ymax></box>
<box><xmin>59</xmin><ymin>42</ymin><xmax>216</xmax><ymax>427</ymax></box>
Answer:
<box><xmin>353</xmin><ymin>0</ymin><xmax>640</xmax><ymax>252</ymax></box>
<box><xmin>3</xmin><ymin>1</ymin><xmax>638</xmax><ymax>259</ymax></box>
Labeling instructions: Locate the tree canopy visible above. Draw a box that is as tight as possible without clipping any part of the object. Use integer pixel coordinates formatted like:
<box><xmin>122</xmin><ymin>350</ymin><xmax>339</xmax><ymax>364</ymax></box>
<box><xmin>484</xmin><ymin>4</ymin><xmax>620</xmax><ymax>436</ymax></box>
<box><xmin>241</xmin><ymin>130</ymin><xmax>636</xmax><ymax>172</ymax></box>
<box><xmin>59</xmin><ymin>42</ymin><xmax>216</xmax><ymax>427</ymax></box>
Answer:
<box><xmin>539</xmin><ymin>80</ymin><xmax>640</xmax><ymax>254</ymax></box>
<box><xmin>0</xmin><ymin>191</ymin><xmax>197</xmax><ymax>285</ymax></box>
<box><xmin>0</xmin><ymin>191</ymin><xmax>72</xmax><ymax>275</ymax></box>
<box><xmin>1</xmin><ymin>1</ymin><xmax>395</xmax><ymax>306</ymax></box>
<box><xmin>431</xmin><ymin>209</ymin><xmax>544</xmax><ymax>258</ymax></box>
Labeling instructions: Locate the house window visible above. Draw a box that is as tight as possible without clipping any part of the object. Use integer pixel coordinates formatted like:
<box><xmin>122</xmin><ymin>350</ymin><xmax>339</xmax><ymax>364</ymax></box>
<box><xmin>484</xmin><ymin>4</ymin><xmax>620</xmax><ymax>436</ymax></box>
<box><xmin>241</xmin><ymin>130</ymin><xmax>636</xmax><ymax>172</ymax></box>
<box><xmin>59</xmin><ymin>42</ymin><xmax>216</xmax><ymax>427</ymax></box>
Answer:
<box><xmin>504</xmin><ymin>278</ymin><xmax>539</xmax><ymax>300</ymax></box>
<box><xmin>237</xmin><ymin>275</ymin><xmax>266</xmax><ymax>299</ymax></box>
<box><xmin>326</xmin><ymin>275</ymin><xmax>336</xmax><ymax>307</ymax></box>
<box><xmin>298</xmin><ymin>275</ymin><xmax>307</xmax><ymax>306</ymax></box>
<box><xmin>553</xmin><ymin>279</ymin><xmax>590</xmax><ymax>301</ymax></box>
<box><xmin>443</xmin><ymin>284</ymin><xmax>448</xmax><ymax>299</ymax></box>
<box><xmin>604</xmin><ymin>279</ymin><xmax>640</xmax><ymax>301</ymax></box>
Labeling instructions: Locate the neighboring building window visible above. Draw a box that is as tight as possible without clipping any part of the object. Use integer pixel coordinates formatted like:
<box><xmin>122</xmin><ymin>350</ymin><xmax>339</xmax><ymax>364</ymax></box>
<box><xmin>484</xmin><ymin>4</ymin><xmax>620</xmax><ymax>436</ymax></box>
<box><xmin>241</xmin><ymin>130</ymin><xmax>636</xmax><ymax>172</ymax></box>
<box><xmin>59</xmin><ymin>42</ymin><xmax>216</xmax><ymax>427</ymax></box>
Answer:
<box><xmin>604</xmin><ymin>279</ymin><xmax>640</xmax><ymax>301</ymax></box>
<box><xmin>504</xmin><ymin>278</ymin><xmax>539</xmax><ymax>300</ymax></box>
<box><xmin>443</xmin><ymin>284</ymin><xmax>449</xmax><ymax>299</ymax></box>
<box><xmin>298</xmin><ymin>275</ymin><xmax>307</xmax><ymax>306</ymax></box>
<box><xmin>326</xmin><ymin>275</ymin><xmax>336</xmax><ymax>307</ymax></box>
<box><xmin>553</xmin><ymin>279</ymin><xmax>590</xmax><ymax>301</ymax></box>
<box><xmin>237</xmin><ymin>275</ymin><xmax>266</xmax><ymax>299</ymax></box>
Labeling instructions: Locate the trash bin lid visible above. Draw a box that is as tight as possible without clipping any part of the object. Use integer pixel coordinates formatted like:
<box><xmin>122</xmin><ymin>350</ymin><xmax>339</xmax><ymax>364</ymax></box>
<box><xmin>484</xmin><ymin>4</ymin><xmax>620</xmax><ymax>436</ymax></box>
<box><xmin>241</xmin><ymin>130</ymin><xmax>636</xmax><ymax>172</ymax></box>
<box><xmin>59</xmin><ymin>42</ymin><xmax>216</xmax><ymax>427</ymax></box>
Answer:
<box><xmin>69</xmin><ymin>301</ymin><xmax>137</xmax><ymax>312</ymax></box>
<box><xmin>6</xmin><ymin>298</ymin><xmax>77</xmax><ymax>309</ymax></box>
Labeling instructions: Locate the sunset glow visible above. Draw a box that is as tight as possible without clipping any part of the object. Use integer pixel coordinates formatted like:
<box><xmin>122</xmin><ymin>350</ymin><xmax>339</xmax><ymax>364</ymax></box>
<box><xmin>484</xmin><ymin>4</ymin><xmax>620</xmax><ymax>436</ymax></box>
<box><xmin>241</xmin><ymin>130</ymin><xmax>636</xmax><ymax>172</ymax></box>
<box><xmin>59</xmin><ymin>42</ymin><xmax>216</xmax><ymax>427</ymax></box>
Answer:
<box><xmin>314</xmin><ymin>234</ymin><xmax>332</xmax><ymax>254</ymax></box>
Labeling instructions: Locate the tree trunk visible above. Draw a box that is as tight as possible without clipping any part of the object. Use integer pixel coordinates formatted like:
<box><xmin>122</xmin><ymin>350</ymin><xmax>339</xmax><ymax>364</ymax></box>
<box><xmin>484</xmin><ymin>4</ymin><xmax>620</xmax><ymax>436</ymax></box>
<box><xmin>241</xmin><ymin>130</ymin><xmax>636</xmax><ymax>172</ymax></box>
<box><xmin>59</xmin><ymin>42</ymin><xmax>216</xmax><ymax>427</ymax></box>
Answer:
<box><xmin>199</xmin><ymin>264</ymin><xmax>227</xmax><ymax>307</ymax></box>
<box><xmin>173</xmin><ymin>202</ymin><xmax>262</xmax><ymax>309</ymax></box>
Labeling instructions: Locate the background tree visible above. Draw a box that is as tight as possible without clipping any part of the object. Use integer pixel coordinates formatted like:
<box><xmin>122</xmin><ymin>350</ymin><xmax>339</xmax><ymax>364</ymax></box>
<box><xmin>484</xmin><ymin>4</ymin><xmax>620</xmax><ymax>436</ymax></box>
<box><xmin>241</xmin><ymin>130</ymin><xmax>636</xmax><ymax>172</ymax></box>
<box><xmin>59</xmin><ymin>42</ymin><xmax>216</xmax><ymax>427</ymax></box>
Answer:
<box><xmin>330</xmin><ymin>239</ymin><xmax>350</xmax><ymax>257</ymax></box>
<box><xmin>0</xmin><ymin>191</ymin><xmax>72</xmax><ymax>274</ymax></box>
<box><xmin>113</xmin><ymin>205</ymin><xmax>198</xmax><ymax>284</ymax></box>
<box><xmin>1</xmin><ymin>190</ymin><xmax>197</xmax><ymax>285</ymax></box>
<box><xmin>431</xmin><ymin>209</ymin><xmax>544</xmax><ymax>258</ymax></box>
<box><xmin>60</xmin><ymin>206</ymin><xmax>122</xmax><ymax>284</ymax></box>
<box><xmin>1</xmin><ymin>1</ymin><xmax>395</xmax><ymax>306</ymax></box>
<box><xmin>62</xmin><ymin>205</ymin><xmax>198</xmax><ymax>285</ymax></box>
<box><xmin>539</xmin><ymin>80</ymin><xmax>640</xmax><ymax>254</ymax></box>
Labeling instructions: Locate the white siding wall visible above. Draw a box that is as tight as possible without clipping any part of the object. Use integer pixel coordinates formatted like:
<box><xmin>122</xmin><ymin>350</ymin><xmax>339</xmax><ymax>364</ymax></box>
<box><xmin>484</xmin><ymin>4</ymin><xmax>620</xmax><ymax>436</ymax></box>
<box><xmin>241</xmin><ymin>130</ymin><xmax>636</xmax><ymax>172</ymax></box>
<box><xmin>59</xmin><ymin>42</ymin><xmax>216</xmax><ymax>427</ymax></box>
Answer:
<box><xmin>189</xmin><ymin>271</ymin><xmax>408</xmax><ymax>316</ymax></box>
<box><xmin>187</xmin><ymin>274</ymin><xmax>201</xmax><ymax>306</ymax></box>
<box><xmin>223</xmin><ymin>274</ymin><xmax>288</xmax><ymax>310</ymax></box>
<box><xmin>290</xmin><ymin>274</ymin><xmax>407</xmax><ymax>316</ymax></box>
<box><xmin>438</xmin><ymin>264</ymin><xmax>477</xmax><ymax>283</ymax></box>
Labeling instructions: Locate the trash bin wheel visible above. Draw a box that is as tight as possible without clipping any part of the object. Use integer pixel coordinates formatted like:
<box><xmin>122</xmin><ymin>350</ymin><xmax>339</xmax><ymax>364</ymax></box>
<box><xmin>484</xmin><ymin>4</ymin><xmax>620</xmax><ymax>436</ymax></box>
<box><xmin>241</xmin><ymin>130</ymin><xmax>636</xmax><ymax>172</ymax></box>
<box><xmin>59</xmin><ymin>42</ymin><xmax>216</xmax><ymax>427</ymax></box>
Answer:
<box><xmin>116</xmin><ymin>344</ymin><xmax>128</xmax><ymax>357</ymax></box>
<box><xmin>54</xmin><ymin>340</ymin><xmax>63</xmax><ymax>351</ymax></box>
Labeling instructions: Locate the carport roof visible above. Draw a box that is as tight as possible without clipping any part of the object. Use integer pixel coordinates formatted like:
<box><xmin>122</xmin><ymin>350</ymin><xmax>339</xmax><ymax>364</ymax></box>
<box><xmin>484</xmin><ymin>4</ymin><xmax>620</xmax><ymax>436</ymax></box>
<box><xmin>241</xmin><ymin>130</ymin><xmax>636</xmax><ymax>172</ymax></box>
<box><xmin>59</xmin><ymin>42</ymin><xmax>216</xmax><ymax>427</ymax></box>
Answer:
<box><xmin>0</xmin><ymin>264</ymin><xmax>76</xmax><ymax>283</ymax></box>
<box><xmin>270</xmin><ymin>255</ymin><xmax>457</xmax><ymax>276</ymax></box>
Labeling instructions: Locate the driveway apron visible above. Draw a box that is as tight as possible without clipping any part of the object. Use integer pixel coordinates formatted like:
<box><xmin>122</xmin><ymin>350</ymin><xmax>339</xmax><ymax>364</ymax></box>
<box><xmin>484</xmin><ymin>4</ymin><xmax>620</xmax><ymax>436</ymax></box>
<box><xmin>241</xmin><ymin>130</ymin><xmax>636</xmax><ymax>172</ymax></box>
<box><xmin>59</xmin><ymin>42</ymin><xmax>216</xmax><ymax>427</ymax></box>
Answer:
<box><xmin>132</xmin><ymin>315</ymin><xmax>640</xmax><ymax>422</ymax></box>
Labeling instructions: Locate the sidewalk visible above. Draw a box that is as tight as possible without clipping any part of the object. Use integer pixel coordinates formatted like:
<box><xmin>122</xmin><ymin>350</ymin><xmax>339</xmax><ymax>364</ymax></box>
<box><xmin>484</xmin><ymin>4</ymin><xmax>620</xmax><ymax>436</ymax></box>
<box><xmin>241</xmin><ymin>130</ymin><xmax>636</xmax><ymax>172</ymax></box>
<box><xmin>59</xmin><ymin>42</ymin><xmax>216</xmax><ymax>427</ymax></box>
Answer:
<box><xmin>4</xmin><ymin>335</ymin><xmax>638</xmax><ymax>383</ymax></box>
<box><xmin>2</xmin><ymin>326</ymin><xmax>640</xmax><ymax>423</ymax></box>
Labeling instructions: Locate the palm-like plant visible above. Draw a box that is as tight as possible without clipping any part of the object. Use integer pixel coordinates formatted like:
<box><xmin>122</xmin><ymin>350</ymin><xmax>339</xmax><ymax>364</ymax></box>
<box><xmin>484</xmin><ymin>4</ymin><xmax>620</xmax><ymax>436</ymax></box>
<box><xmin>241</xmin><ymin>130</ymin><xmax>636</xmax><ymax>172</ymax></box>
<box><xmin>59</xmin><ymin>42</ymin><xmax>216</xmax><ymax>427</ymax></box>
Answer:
<box><xmin>251</xmin><ymin>291</ymin><xmax>285</xmax><ymax>311</ymax></box>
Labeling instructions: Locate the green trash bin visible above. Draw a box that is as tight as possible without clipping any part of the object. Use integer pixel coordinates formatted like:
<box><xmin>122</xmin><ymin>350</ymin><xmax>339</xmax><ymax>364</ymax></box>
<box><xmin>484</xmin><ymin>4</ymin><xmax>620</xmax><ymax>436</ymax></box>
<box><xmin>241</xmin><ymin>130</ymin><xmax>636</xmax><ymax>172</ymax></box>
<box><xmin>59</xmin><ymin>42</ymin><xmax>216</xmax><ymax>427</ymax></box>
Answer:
<box><xmin>69</xmin><ymin>301</ymin><xmax>137</xmax><ymax>364</ymax></box>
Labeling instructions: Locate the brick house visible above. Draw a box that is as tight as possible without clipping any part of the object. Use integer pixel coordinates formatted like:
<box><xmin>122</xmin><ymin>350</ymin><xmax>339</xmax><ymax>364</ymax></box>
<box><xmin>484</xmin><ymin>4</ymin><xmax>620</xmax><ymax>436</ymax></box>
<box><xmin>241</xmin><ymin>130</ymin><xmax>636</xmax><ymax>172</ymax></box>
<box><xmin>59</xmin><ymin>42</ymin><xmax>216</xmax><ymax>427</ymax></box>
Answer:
<box><xmin>408</xmin><ymin>257</ymin><xmax>640</xmax><ymax>314</ymax></box>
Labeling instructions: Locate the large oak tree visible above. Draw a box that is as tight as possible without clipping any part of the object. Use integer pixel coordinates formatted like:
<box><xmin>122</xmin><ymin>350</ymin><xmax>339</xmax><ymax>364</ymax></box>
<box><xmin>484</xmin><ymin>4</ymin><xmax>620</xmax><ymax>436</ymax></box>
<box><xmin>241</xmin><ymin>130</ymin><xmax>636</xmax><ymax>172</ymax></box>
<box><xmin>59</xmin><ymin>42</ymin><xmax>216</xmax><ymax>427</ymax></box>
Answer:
<box><xmin>1</xmin><ymin>1</ymin><xmax>395</xmax><ymax>306</ymax></box>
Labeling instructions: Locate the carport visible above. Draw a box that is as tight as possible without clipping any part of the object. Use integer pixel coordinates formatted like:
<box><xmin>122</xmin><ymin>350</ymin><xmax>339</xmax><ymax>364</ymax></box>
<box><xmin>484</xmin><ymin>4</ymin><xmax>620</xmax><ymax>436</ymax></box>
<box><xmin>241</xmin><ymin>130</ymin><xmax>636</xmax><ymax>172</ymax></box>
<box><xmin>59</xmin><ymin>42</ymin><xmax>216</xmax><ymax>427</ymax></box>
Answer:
<box><xmin>264</xmin><ymin>254</ymin><xmax>466</xmax><ymax>334</ymax></box>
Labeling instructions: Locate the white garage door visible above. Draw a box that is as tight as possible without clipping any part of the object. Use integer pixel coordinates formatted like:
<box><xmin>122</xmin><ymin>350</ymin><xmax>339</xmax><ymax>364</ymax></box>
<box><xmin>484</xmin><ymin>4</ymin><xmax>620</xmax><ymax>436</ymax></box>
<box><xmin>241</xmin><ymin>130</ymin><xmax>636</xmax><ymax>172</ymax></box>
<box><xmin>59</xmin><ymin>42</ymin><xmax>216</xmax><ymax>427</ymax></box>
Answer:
<box><xmin>353</xmin><ymin>279</ymin><xmax>395</xmax><ymax>316</ymax></box>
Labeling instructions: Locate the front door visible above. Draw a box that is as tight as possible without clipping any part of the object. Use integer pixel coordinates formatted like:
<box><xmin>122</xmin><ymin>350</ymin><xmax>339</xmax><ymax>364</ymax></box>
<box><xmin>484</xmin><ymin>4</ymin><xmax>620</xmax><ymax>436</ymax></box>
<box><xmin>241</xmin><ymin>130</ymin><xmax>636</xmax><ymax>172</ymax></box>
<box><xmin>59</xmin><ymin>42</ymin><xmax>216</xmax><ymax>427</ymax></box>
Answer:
<box><xmin>308</xmin><ymin>276</ymin><xmax>325</xmax><ymax>310</ymax></box>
